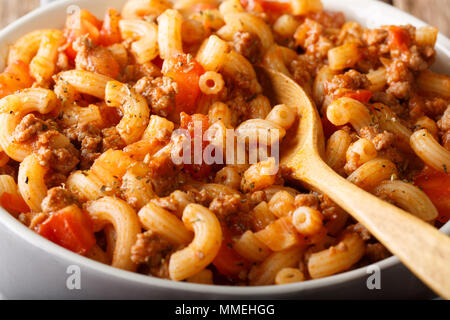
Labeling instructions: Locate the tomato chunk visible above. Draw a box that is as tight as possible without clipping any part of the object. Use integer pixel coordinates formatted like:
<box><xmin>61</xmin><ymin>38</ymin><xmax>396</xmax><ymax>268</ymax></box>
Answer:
<box><xmin>414</xmin><ymin>166</ymin><xmax>450</xmax><ymax>224</ymax></box>
<box><xmin>342</xmin><ymin>89</ymin><xmax>373</xmax><ymax>104</ymax></box>
<box><xmin>0</xmin><ymin>60</ymin><xmax>34</xmax><ymax>98</ymax></box>
<box><xmin>180</xmin><ymin>112</ymin><xmax>212</xmax><ymax>179</ymax></box>
<box><xmin>64</xmin><ymin>9</ymin><xmax>102</xmax><ymax>60</ymax></box>
<box><xmin>321</xmin><ymin>115</ymin><xmax>340</xmax><ymax>139</ymax></box>
<box><xmin>162</xmin><ymin>53</ymin><xmax>205</xmax><ymax>115</ymax></box>
<box><xmin>152</xmin><ymin>56</ymin><xmax>164</xmax><ymax>69</ymax></box>
<box><xmin>240</xmin><ymin>0</ymin><xmax>290</xmax><ymax>22</ymax></box>
<box><xmin>257</xmin><ymin>0</ymin><xmax>291</xmax><ymax>13</ymax></box>
<box><xmin>180</xmin><ymin>112</ymin><xmax>210</xmax><ymax>135</ymax></box>
<box><xmin>37</xmin><ymin>205</ymin><xmax>96</xmax><ymax>255</ymax></box>
<box><xmin>387</xmin><ymin>26</ymin><xmax>411</xmax><ymax>52</ymax></box>
<box><xmin>212</xmin><ymin>227</ymin><xmax>250</xmax><ymax>278</ymax></box>
<box><xmin>191</xmin><ymin>3</ymin><xmax>218</xmax><ymax>12</ymax></box>
<box><xmin>0</xmin><ymin>192</ymin><xmax>30</xmax><ymax>215</ymax></box>
<box><xmin>99</xmin><ymin>8</ymin><xmax>122</xmax><ymax>46</ymax></box>
<box><xmin>80</xmin><ymin>9</ymin><xmax>103</xmax><ymax>29</ymax></box>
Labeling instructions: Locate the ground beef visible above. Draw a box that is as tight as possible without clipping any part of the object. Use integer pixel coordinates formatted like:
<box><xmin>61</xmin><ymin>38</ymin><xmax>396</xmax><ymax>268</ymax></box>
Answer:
<box><xmin>386</xmin><ymin>60</ymin><xmax>414</xmax><ymax>100</ymax></box>
<box><xmin>209</xmin><ymin>194</ymin><xmax>241</xmax><ymax>219</ymax></box>
<box><xmin>150</xmin><ymin>190</ymin><xmax>193</xmax><ymax>217</ymax></box>
<box><xmin>362</xmin><ymin>28</ymin><xmax>390</xmax><ymax>62</ymax></box>
<box><xmin>289</xmin><ymin>55</ymin><xmax>318</xmax><ymax>90</ymax></box>
<box><xmin>399</xmin><ymin>45</ymin><xmax>430</xmax><ymax>72</ymax></box>
<box><xmin>120</xmin><ymin>62</ymin><xmax>163</xmax><ymax>83</ymax></box>
<box><xmin>365</xmin><ymin>243</ymin><xmax>390</xmax><ymax>263</ymax></box>
<box><xmin>295</xmin><ymin>19</ymin><xmax>334</xmax><ymax>59</ymax></box>
<box><xmin>408</xmin><ymin>94</ymin><xmax>448</xmax><ymax>119</ymax></box>
<box><xmin>439</xmin><ymin>106</ymin><xmax>450</xmax><ymax>151</ymax></box>
<box><xmin>294</xmin><ymin>193</ymin><xmax>319</xmax><ymax>209</ymax></box>
<box><xmin>382</xmin><ymin>25</ymin><xmax>434</xmax><ymax>71</ymax></box>
<box><xmin>324</xmin><ymin>69</ymin><xmax>370</xmax><ymax>100</ymax></box>
<box><xmin>56</xmin><ymin>52</ymin><xmax>70</xmax><ymax>72</ymax></box>
<box><xmin>363</xmin><ymin>28</ymin><xmax>388</xmax><ymax>47</ymax></box>
<box><xmin>40</xmin><ymin>147</ymin><xmax>77</xmax><ymax>174</ymax></box>
<box><xmin>41</xmin><ymin>187</ymin><xmax>77</xmax><ymax>213</ymax></box>
<box><xmin>211</xmin><ymin>195</ymin><xmax>254</xmax><ymax>235</ymax></box>
<box><xmin>19</xmin><ymin>211</ymin><xmax>49</xmax><ymax>229</ymax></box>
<box><xmin>371</xmin><ymin>92</ymin><xmax>401</xmax><ymax>110</ymax></box>
<box><xmin>387</xmin><ymin>82</ymin><xmax>412</xmax><ymax>101</ymax></box>
<box><xmin>222</xmin><ymin>70</ymin><xmax>254</xmax><ymax>95</ymax></box>
<box><xmin>23</xmin><ymin>128</ymin><xmax>80</xmax><ymax>188</ymax></box>
<box><xmin>307</xmin><ymin>11</ymin><xmax>346</xmax><ymax>29</ymax></box>
<box><xmin>317</xmin><ymin>193</ymin><xmax>342</xmax><ymax>220</ymax></box>
<box><xmin>181</xmin><ymin>185</ymin><xmax>208</xmax><ymax>206</ymax></box>
<box><xmin>337</xmin><ymin>22</ymin><xmax>363</xmax><ymax>45</ymax></box>
<box><xmin>438</xmin><ymin>106</ymin><xmax>450</xmax><ymax>131</ymax></box>
<box><xmin>232</xmin><ymin>32</ymin><xmax>262</xmax><ymax>64</ymax></box>
<box><xmin>131</xmin><ymin>231</ymin><xmax>174</xmax><ymax>279</ymax></box>
<box><xmin>133</xmin><ymin>76</ymin><xmax>177</xmax><ymax>117</ymax></box>
<box><xmin>377</xmin><ymin>147</ymin><xmax>404</xmax><ymax>167</ymax></box>
<box><xmin>314</xmin><ymin>35</ymin><xmax>334</xmax><ymax>59</ymax></box>
<box><xmin>36</xmin><ymin>130</ymin><xmax>79</xmax><ymax>175</ymax></box>
<box><xmin>226</xmin><ymin>211</ymin><xmax>253</xmax><ymax>235</ymax></box>
<box><xmin>131</xmin><ymin>231</ymin><xmax>174</xmax><ymax>264</ymax></box>
<box><xmin>423</xmin><ymin>96</ymin><xmax>448</xmax><ymax>119</ymax></box>
<box><xmin>149</xmin><ymin>258</ymin><xmax>171</xmax><ymax>279</ymax></box>
<box><xmin>344</xmin><ymin>152</ymin><xmax>360</xmax><ymax>174</ymax></box>
<box><xmin>442</xmin><ymin>131</ymin><xmax>450</xmax><ymax>151</ymax></box>
<box><xmin>355</xmin><ymin>47</ymin><xmax>382</xmax><ymax>73</ymax></box>
<box><xmin>346</xmin><ymin>223</ymin><xmax>371</xmax><ymax>241</ymax></box>
<box><xmin>386</xmin><ymin>59</ymin><xmax>411</xmax><ymax>83</ymax></box>
<box><xmin>101</xmin><ymin>127</ymin><xmax>126</xmax><ymax>151</ymax></box>
<box><xmin>244</xmin><ymin>191</ymin><xmax>267</xmax><ymax>210</ymax></box>
<box><xmin>420</xmin><ymin>44</ymin><xmax>435</xmax><ymax>57</ymax></box>
<box><xmin>13</xmin><ymin>114</ymin><xmax>51</xmax><ymax>143</ymax></box>
<box><xmin>137</xmin><ymin>62</ymin><xmax>163</xmax><ymax>78</ymax></box>
<box><xmin>225</xmin><ymin>90</ymin><xmax>251</xmax><ymax>126</ymax></box>
<box><xmin>64</xmin><ymin>123</ymin><xmax>102</xmax><ymax>169</ymax></box>
<box><xmin>407</xmin><ymin>94</ymin><xmax>425</xmax><ymax>119</ymax></box>
<box><xmin>184</xmin><ymin>189</ymin><xmax>254</xmax><ymax>235</ymax></box>
<box><xmin>359</xmin><ymin>126</ymin><xmax>394</xmax><ymax>151</ymax></box>
<box><xmin>12</xmin><ymin>114</ymin><xmax>80</xmax><ymax>179</ymax></box>
<box><xmin>146</xmin><ymin>148</ymin><xmax>182</xmax><ymax>197</ymax></box>
<box><xmin>44</xmin><ymin>173</ymin><xmax>66</xmax><ymax>189</ymax></box>
<box><xmin>65</xmin><ymin>124</ymin><xmax>128</xmax><ymax>168</ymax></box>
<box><xmin>74</xmin><ymin>37</ymin><xmax>119</xmax><ymax>78</ymax></box>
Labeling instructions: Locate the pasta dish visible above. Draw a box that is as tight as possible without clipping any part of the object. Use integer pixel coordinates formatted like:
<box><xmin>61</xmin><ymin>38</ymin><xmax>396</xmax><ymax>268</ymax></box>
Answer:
<box><xmin>0</xmin><ymin>0</ymin><xmax>448</xmax><ymax>286</ymax></box>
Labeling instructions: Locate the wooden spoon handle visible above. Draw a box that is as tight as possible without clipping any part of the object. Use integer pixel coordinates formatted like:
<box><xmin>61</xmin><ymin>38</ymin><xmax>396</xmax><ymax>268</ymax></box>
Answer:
<box><xmin>299</xmin><ymin>156</ymin><xmax>450</xmax><ymax>299</ymax></box>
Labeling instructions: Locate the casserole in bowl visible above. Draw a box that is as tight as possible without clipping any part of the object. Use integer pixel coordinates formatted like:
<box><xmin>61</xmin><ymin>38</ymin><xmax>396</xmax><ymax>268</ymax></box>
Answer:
<box><xmin>0</xmin><ymin>0</ymin><xmax>449</xmax><ymax>299</ymax></box>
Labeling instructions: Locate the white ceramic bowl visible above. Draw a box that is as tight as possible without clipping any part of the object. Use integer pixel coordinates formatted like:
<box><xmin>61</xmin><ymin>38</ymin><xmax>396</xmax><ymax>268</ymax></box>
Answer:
<box><xmin>0</xmin><ymin>0</ymin><xmax>449</xmax><ymax>299</ymax></box>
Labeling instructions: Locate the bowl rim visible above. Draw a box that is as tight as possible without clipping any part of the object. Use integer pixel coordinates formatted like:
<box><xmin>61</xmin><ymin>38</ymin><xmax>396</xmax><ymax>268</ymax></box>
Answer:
<box><xmin>0</xmin><ymin>0</ymin><xmax>449</xmax><ymax>297</ymax></box>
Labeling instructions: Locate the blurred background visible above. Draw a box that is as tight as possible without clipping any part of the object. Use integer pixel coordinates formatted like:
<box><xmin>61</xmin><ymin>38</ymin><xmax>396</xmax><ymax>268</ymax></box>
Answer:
<box><xmin>0</xmin><ymin>0</ymin><xmax>448</xmax><ymax>36</ymax></box>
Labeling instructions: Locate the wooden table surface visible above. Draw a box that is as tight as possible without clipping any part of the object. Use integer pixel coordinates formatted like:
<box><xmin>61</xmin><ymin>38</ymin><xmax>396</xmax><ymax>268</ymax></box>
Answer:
<box><xmin>0</xmin><ymin>0</ymin><xmax>449</xmax><ymax>37</ymax></box>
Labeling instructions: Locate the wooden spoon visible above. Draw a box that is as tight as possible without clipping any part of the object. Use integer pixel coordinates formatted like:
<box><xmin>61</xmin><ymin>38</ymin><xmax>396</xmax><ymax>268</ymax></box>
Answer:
<box><xmin>257</xmin><ymin>67</ymin><xmax>450</xmax><ymax>299</ymax></box>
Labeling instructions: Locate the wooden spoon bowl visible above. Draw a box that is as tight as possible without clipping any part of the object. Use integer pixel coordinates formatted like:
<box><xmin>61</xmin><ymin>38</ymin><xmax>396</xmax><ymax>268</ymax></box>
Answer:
<box><xmin>257</xmin><ymin>67</ymin><xmax>450</xmax><ymax>299</ymax></box>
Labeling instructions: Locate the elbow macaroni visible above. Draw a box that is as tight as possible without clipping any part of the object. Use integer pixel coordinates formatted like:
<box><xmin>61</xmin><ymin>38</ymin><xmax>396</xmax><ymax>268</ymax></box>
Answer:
<box><xmin>410</xmin><ymin>129</ymin><xmax>450</xmax><ymax>173</ymax></box>
<box><xmin>105</xmin><ymin>80</ymin><xmax>150</xmax><ymax>144</ymax></box>
<box><xmin>327</xmin><ymin>97</ymin><xmax>373</xmax><ymax>132</ymax></box>
<box><xmin>169</xmin><ymin>204</ymin><xmax>222</xmax><ymax>281</ymax></box>
<box><xmin>373</xmin><ymin>180</ymin><xmax>438</xmax><ymax>221</ymax></box>
<box><xmin>307</xmin><ymin>232</ymin><xmax>365</xmax><ymax>279</ymax></box>
<box><xmin>0</xmin><ymin>0</ymin><xmax>447</xmax><ymax>287</ymax></box>
<box><xmin>18</xmin><ymin>154</ymin><xmax>48</xmax><ymax>212</ymax></box>
<box><xmin>119</xmin><ymin>19</ymin><xmax>159</xmax><ymax>64</ymax></box>
<box><xmin>86</xmin><ymin>197</ymin><xmax>141</xmax><ymax>271</ymax></box>
<box><xmin>157</xmin><ymin>9</ymin><xmax>184</xmax><ymax>59</ymax></box>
